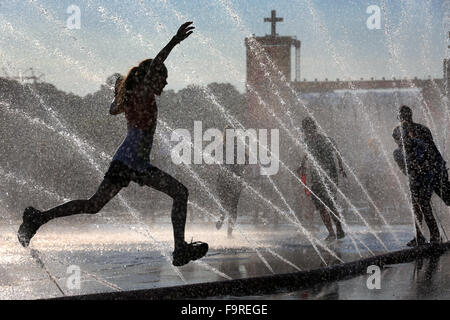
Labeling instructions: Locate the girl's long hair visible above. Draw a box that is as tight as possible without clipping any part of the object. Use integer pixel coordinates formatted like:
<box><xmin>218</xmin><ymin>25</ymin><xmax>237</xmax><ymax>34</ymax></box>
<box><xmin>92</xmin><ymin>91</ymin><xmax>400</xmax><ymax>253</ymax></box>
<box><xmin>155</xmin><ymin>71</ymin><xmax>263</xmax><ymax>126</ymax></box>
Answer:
<box><xmin>116</xmin><ymin>59</ymin><xmax>168</xmax><ymax>110</ymax></box>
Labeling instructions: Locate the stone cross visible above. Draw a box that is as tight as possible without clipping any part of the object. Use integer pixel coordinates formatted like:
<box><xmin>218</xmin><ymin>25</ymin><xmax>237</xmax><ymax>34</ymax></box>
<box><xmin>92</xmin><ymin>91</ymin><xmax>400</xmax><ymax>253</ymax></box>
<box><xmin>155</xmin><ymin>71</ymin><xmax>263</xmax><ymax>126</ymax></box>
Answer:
<box><xmin>264</xmin><ymin>10</ymin><xmax>283</xmax><ymax>37</ymax></box>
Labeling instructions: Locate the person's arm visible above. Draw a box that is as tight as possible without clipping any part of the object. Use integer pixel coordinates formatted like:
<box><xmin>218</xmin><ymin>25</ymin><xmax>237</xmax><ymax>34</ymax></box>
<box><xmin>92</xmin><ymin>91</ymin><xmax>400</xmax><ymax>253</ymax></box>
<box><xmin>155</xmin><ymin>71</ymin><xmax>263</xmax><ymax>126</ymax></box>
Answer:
<box><xmin>393</xmin><ymin>148</ymin><xmax>407</xmax><ymax>176</ymax></box>
<box><xmin>421</xmin><ymin>126</ymin><xmax>443</xmax><ymax>160</ymax></box>
<box><xmin>297</xmin><ymin>154</ymin><xmax>308</xmax><ymax>177</ymax></box>
<box><xmin>109</xmin><ymin>98</ymin><xmax>124</xmax><ymax>115</ymax></box>
<box><xmin>422</xmin><ymin>126</ymin><xmax>434</xmax><ymax>142</ymax></box>
<box><xmin>337</xmin><ymin>153</ymin><xmax>346</xmax><ymax>178</ymax></box>
<box><xmin>330</xmin><ymin>138</ymin><xmax>347</xmax><ymax>178</ymax></box>
<box><xmin>143</xmin><ymin>22</ymin><xmax>194</xmax><ymax>83</ymax></box>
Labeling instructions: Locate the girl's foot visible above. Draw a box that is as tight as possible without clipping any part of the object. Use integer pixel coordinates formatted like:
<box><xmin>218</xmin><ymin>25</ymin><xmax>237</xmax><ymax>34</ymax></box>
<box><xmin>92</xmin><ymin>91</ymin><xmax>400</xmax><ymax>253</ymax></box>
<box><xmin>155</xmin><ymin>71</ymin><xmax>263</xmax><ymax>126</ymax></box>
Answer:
<box><xmin>172</xmin><ymin>240</ymin><xmax>208</xmax><ymax>266</ymax></box>
<box><xmin>336</xmin><ymin>228</ymin><xmax>346</xmax><ymax>239</ymax></box>
<box><xmin>18</xmin><ymin>207</ymin><xmax>44</xmax><ymax>247</ymax></box>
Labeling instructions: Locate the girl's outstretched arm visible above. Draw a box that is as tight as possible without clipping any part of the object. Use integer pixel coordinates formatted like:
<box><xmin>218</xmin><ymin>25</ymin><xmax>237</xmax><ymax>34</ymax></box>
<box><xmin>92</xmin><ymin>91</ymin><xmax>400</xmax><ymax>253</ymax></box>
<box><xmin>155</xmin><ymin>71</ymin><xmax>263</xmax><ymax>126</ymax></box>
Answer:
<box><xmin>144</xmin><ymin>22</ymin><xmax>195</xmax><ymax>81</ymax></box>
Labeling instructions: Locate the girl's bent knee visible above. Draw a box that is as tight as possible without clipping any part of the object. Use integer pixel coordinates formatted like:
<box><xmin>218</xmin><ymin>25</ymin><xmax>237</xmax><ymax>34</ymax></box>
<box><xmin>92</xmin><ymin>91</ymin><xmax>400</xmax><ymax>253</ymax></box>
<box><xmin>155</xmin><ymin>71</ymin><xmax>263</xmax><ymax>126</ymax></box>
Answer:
<box><xmin>175</xmin><ymin>184</ymin><xmax>189</xmax><ymax>201</ymax></box>
<box><xmin>182</xmin><ymin>185</ymin><xmax>189</xmax><ymax>198</ymax></box>
<box><xmin>85</xmin><ymin>200</ymin><xmax>104</xmax><ymax>214</ymax></box>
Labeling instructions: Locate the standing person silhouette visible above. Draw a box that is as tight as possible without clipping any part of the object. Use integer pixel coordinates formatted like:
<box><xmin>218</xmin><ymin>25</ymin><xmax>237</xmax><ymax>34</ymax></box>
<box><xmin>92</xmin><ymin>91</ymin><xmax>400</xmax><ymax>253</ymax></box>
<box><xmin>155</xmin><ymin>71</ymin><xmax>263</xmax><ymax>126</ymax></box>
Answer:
<box><xmin>392</xmin><ymin>126</ymin><xmax>441</xmax><ymax>246</ymax></box>
<box><xmin>216</xmin><ymin>126</ymin><xmax>248</xmax><ymax>238</ymax></box>
<box><xmin>18</xmin><ymin>22</ymin><xmax>208</xmax><ymax>267</ymax></box>
<box><xmin>297</xmin><ymin>117</ymin><xmax>346</xmax><ymax>241</ymax></box>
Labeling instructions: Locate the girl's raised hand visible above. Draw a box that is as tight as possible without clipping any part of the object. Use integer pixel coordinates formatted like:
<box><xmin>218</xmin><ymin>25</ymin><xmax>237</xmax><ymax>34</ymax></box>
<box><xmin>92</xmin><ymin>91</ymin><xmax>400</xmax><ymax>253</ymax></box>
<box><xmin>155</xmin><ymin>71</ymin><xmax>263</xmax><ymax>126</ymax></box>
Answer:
<box><xmin>174</xmin><ymin>21</ymin><xmax>195</xmax><ymax>43</ymax></box>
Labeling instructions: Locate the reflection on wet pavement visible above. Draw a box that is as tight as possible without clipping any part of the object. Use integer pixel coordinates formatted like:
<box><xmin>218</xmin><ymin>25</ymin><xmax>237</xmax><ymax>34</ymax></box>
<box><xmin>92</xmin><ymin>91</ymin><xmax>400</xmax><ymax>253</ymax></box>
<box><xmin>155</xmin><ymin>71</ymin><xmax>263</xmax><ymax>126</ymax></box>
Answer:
<box><xmin>249</xmin><ymin>252</ymin><xmax>450</xmax><ymax>300</ymax></box>
<box><xmin>1</xmin><ymin>221</ymin><xmax>444</xmax><ymax>300</ymax></box>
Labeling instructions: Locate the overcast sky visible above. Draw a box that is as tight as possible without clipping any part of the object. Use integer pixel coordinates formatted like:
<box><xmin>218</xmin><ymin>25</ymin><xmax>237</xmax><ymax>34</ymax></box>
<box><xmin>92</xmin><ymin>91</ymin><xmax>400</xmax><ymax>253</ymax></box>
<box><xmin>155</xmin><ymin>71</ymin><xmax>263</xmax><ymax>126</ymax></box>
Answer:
<box><xmin>0</xmin><ymin>0</ymin><xmax>448</xmax><ymax>96</ymax></box>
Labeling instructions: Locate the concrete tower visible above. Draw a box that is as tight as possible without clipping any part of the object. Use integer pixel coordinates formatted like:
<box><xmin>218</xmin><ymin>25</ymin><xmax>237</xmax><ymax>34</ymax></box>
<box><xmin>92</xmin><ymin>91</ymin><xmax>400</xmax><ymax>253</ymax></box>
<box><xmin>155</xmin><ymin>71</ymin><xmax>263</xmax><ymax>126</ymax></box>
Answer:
<box><xmin>245</xmin><ymin>10</ymin><xmax>300</xmax><ymax>128</ymax></box>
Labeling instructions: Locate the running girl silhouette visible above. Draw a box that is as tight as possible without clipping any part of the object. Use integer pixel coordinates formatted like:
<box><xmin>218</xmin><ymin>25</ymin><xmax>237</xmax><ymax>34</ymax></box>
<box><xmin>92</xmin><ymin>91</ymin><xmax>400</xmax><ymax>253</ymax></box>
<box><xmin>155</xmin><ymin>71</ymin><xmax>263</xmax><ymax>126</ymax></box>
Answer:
<box><xmin>18</xmin><ymin>22</ymin><xmax>208</xmax><ymax>267</ymax></box>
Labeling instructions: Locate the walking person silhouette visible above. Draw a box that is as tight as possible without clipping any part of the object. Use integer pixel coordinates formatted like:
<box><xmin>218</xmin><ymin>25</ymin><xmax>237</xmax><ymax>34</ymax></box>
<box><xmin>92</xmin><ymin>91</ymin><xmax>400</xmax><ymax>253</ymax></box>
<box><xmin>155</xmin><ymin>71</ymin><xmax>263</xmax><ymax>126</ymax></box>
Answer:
<box><xmin>18</xmin><ymin>22</ymin><xmax>208</xmax><ymax>266</ymax></box>
<box><xmin>392</xmin><ymin>106</ymin><xmax>450</xmax><ymax>247</ymax></box>
<box><xmin>215</xmin><ymin>126</ymin><xmax>248</xmax><ymax>238</ymax></box>
<box><xmin>393</xmin><ymin>106</ymin><xmax>450</xmax><ymax>206</ymax></box>
<box><xmin>297</xmin><ymin>117</ymin><xmax>347</xmax><ymax>241</ymax></box>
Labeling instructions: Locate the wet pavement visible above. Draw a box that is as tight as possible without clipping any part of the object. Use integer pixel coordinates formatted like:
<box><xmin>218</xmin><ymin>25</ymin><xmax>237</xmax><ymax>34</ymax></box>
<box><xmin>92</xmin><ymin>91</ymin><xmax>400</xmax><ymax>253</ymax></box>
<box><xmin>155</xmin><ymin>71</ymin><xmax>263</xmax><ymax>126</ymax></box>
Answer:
<box><xmin>248</xmin><ymin>251</ymin><xmax>450</xmax><ymax>300</ymax></box>
<box><xmin>0</xmin><ymin>218</ymin><xmax>447</xmax><ymax>300</ymax></box>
